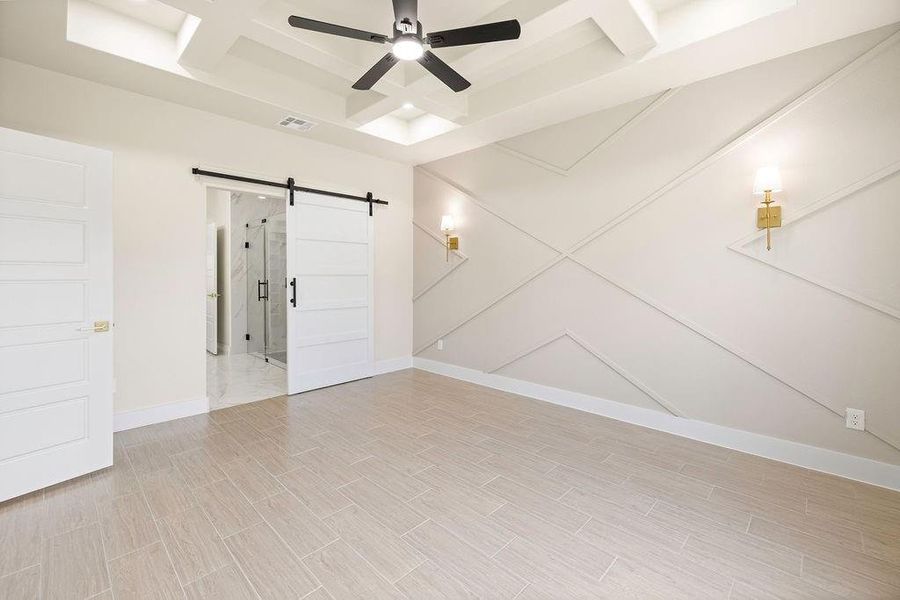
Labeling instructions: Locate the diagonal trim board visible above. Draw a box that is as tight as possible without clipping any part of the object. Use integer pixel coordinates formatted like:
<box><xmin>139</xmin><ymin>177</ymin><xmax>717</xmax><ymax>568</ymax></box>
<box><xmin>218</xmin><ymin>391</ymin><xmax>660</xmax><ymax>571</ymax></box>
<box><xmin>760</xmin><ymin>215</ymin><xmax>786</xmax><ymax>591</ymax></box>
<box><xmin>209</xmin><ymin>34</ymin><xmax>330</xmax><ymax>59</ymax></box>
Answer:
<box><xmin>414</xmin><ymin>31</ymin><xmax>900</xmax><ymax>453</ymax></box>
<box><xmin>728</xmin><ymin>161</ymin><xmax>900</xmax><ymax>321</ymax></box>
<box><xmin>568</xmin><ymin>29</ymin><xmax>900</xmax><ymax>254</ymax></box>
<box><xmin>489</xmin><ymin>329</ymin><xmax>682</xmax><ymax>416</ymax></box>
<box><xmin>494</xmin><ymin>88</ymin><xmax>679</xmax><ymax>176</ymax></box>
<box><xmin>413</xmin><ymin>221</ymin><xmax>469</xmax><ymax>301</ymax></box>
<box><xmin>417</xmin><ymin>169</ymin><xmax>567</xmax><ymax>255</ymax></box>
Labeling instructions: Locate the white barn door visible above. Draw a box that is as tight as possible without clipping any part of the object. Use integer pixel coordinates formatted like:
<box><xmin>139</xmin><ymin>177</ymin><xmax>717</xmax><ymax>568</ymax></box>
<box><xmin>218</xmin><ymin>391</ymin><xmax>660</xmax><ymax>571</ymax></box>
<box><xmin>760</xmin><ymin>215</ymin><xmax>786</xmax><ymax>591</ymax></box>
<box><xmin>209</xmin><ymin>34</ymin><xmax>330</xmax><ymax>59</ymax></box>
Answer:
<box><xmin>287</xmin><ymin>191</ymin><xmax>373</xmax><ymax>394</ymax></box>
<box><xmin>0</xmin><ymin>127</ymin><xmax>114</xmax><ymax>501</ymax></box>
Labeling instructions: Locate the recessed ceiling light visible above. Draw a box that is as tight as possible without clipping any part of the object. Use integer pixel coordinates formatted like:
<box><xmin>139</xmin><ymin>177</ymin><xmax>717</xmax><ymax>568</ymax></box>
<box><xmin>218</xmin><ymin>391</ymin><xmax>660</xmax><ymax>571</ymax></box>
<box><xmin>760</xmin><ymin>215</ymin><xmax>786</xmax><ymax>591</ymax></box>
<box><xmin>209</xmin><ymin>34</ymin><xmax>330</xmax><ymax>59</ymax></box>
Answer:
<box><xmin>402</xmin><ymin>102</ymin><xmax>415</xmax><ymax>110</ymax></box>
<box><xmin>257</xmin><ymin>195</ymin><xmax>266</xmax><ymax>200</ymax></box>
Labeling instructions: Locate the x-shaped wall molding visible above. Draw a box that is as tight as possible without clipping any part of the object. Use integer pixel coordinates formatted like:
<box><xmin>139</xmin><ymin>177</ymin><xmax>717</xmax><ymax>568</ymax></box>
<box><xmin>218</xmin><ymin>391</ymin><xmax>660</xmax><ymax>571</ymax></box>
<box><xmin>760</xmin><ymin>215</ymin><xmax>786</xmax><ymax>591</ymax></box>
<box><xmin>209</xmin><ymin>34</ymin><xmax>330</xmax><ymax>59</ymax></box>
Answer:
<box><xmin>493</xmin><ymin>89</ymin><xmax>678</xmax><ymax>176</ymax></box>
<box><xmin>488</xmin><ymin>329</ymin><xmax>681</xmax><ymax>417</ymax></box>
<box><xmin>414</xmin><ymin>30</ymin><xmax>900</xmax><ymax>453</ymax></box>
<box><xmin>728</xmin><ymin>160</ymin><xmax>900</xmax><ymax>322</ymax></box>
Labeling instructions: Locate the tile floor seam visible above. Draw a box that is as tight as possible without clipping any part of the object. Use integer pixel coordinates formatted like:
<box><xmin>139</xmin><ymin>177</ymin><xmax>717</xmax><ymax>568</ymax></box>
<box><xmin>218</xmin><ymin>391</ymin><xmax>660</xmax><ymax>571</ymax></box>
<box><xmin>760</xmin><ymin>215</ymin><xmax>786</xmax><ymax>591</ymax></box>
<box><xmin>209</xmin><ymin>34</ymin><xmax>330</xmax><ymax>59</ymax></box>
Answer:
<box><xmin>151</xmin><ymin>513</ymin><xmax>189</xmax><ymax>591</ymax></box>
<box><xmin>218</xmin><ymin>525</ymin><xmax>265</xmax><ymax>599</ymax></box>
<box><xmin>332</xmin><ymin>532</ymin><xmax>410</xmax><ymax>592</ymax></box>
<box><xmin>389</xmin><ymin>558</ymin><xmax>428</xmax><ymax>585</ymax></box>
<box><xmin>573</xmin><ymin>516</ymin><xmax>592</xmax><ymax>537</ymax></box>
<box><xmin>400</xmin><ymin>517</ymin><xmax>433</xmax><ymax>539</ymax></box>
<box><xmin>598</xmin><ymin>555</ymin><xmax>618</xmax><ymax>583</ymax></box>
<box><xmin>403</xmin><ymin>486</ymin><xmax>434</xmax><ymax>505</ymax></box>
<box><xmin>299</xmin><ymin>585</ymin><xmax>325</xmax><ymax>599</ymax></box>
<box><xmin>511</xmin><ymin>580</ymin><xmax>531</xmax><ymax>599</ymax></box>
<box><xmin>490</xmin><ymin>534</ymin><xmax>517</xmax><ymax>558</ymax></box>
<box><xmin>0</xmin><ymin>562</ymin><xmax>41</xmax><ymax>581</ymax></box>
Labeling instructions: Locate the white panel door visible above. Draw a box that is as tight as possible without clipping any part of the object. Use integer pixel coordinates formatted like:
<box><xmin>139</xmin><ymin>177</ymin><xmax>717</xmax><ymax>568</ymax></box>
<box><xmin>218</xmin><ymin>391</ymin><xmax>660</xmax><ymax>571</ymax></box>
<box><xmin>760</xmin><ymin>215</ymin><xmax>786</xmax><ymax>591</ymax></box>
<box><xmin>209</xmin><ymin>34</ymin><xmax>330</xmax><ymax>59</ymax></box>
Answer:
<box><xmin>0</xmin><ymin>127</ymin><xmax>113</xmax><ymax>501</ymax></box>
<box><xmin>287</xmin><ymin>192</ymin><xmax>373</xmax><ymax>394</ymax></box>
<box><xmin>206</xmin><ymin>222</ymin><xmax>218</xmax><ymax>354</ymax></box>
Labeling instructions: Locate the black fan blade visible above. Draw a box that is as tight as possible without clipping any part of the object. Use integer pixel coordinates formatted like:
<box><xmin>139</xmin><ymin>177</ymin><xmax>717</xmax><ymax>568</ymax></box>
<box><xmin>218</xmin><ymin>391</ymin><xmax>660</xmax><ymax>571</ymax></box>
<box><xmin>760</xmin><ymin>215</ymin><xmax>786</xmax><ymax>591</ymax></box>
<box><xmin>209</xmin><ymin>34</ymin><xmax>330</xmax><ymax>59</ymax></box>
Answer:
<box><xmin>392</xmin><ymin>0</ymin><xmax>417</xmax><ymax>25</ymax></box>
<box><xmin>417</xmin><ymin>51</ymin><xmax>470</xmax><ymax>92</ymax></box>
<box><xmin>427</xmin><ymin>19</ymin><xmax>521</xmax><ymax>48</ymax></box>
<box><xmin>288</xmin><ymin>16</ymin><xmax>388</xmax><ymax>44</ymax></box>
<box><xmin>352</xmin><ymin>53</ymin><xmax>399</xmax><ymax>90</ymax></box>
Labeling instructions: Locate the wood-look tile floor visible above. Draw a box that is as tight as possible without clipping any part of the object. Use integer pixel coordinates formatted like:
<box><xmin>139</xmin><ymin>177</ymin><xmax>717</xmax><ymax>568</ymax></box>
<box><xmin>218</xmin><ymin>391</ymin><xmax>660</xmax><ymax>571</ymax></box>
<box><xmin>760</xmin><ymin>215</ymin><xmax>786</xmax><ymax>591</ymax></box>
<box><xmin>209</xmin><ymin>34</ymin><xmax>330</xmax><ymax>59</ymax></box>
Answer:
<box><xmin>3</xmin><ymin>368</ymin><xmax>900</xmax><ymax>599</ymax></box>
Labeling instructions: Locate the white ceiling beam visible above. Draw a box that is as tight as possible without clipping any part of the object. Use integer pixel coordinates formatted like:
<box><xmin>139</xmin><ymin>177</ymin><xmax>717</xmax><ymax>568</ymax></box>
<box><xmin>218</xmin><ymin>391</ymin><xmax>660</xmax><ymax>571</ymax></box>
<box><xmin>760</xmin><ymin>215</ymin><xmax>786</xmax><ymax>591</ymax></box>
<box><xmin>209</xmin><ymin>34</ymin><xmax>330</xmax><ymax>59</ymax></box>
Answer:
<box><xmin>177</xmin><ymin>0</ymin><xmax>268</xmax><ymax>71</ymax></box>
<box><xmin>587</xmin><ymin>0</ymin><xmax>658</xmax><ymax>57</ymax></box>
<box><xmin>451</xmin><ymin>0</ymin><xmax>596</xmax><ymax>76</ymax></box>
<box><xmin>157</xmin><ymin>0</ymin><xmax>212</xmax><ymax>18</ymax></box>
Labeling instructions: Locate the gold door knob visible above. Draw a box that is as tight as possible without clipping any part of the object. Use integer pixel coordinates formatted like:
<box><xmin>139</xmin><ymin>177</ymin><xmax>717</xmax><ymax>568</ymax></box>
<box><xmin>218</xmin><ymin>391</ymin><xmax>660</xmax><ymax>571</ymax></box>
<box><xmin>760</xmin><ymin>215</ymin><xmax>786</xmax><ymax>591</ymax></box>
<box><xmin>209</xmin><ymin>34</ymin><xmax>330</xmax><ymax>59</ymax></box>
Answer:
<box><xmin>207</xmin><ymin>292</ymin><xmax>220</xmax><ymax>298</ymax></box>
<box><xmin>77</xmin><ymin>320</ymin><xmax>110</xmax><ymax>333</ymax></box>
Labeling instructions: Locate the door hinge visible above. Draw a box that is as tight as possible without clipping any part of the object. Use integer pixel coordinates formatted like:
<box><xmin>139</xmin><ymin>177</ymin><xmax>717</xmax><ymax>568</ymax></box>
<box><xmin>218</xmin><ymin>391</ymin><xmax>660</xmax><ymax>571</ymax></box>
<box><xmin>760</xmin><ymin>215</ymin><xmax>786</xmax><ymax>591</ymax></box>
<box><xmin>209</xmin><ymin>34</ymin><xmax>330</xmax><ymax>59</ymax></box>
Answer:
<box><xmin>244</xmin><ymin>242</ymin><xmax>250</xmax><ymax>249</ymax></box>
<box><xmin>245</xmin><ymin>333</ymin><xmax>250</xmax><ymax>341</ymax></box>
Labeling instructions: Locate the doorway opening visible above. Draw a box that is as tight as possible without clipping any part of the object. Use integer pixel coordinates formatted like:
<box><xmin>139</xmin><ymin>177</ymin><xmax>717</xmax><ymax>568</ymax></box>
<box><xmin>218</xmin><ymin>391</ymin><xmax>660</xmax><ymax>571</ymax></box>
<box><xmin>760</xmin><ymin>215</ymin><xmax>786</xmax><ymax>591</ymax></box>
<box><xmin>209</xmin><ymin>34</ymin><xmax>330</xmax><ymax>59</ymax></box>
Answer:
<box><xmin>205</xmin><ymin>186</ymin><xmax>287</xmax><ymax>409</ymax></box>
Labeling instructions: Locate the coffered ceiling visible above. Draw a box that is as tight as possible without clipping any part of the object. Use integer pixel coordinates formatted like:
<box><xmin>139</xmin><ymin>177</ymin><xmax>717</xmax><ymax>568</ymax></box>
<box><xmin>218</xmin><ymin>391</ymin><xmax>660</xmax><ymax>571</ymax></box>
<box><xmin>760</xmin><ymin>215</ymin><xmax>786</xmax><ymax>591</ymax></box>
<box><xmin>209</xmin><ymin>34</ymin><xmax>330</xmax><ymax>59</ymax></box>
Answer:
<box><xmin>2</xmin><ymin>0</ymin><xmax>900</xmax><ymax>164</ymax></box>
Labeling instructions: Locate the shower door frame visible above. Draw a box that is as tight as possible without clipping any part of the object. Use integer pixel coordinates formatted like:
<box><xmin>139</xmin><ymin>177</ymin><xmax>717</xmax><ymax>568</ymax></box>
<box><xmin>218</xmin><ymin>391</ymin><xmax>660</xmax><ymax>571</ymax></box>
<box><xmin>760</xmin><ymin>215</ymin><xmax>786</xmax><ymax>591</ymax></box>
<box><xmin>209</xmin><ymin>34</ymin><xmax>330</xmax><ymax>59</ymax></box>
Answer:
<box><xmin>264</xmin><ymin>214</ymin><xmax>288</xmax><ymax>367</ymax></box>
<box><xmin>245</xmin><ymin>216</ymin><xmax>287</xmax><ymax>368</ymax></box>
<box><xmin>245</xmin><ymin>219</ymin><xmax>269</xmax><ymax>361</ymax></box>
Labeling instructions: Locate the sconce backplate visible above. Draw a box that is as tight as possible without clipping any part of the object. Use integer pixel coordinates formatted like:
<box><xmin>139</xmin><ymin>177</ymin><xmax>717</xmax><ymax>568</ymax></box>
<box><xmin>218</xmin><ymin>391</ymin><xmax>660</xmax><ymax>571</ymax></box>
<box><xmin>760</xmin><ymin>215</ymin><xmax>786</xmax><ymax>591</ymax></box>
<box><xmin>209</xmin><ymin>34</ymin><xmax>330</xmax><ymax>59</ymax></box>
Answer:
<box><xmin>447</xmin><ymin>236</ymin><xmax>459</xmax><ymax>250</ymax></box>
<box><xmin>756</xmin><ymin>205</ymin><xmax>782</xmax><ymax>229</ymax></box>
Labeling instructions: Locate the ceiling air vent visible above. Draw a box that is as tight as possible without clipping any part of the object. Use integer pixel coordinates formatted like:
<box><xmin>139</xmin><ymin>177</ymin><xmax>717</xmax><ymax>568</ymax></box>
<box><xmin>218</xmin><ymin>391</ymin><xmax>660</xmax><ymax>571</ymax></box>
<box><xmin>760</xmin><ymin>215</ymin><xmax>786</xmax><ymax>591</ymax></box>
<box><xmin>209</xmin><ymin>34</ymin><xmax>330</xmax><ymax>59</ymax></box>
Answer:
<box><xmin>277</xmin><ymin>116</ymin><xmax>317</xmax><ymax>131</ymax></box>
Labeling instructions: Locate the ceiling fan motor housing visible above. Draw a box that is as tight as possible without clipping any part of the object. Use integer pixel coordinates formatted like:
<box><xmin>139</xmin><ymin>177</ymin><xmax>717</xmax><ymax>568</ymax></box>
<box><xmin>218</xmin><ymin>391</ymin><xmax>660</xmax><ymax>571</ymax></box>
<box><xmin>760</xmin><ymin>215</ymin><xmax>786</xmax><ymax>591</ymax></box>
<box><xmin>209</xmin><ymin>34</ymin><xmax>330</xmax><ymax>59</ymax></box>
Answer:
<box><xmin>394</xmin><ymin>19</ymin><xmax>422</xmax><ymax>39</ymax></box>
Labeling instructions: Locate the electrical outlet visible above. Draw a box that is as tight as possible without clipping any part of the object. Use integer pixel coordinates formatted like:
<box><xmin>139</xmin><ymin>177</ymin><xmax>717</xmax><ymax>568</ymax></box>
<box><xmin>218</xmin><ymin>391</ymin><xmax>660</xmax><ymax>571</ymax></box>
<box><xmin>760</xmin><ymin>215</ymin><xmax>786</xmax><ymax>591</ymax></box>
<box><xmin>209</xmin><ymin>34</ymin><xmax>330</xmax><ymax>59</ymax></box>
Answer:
<box><xmin>437</xmin><ymin>339</ymin><xmax>444</xmax><ymax>351</ymax></box>
<box><xmin>846</xmin><ymin>408</ymin><xmax>865</xmax><ymax>431</ymax></box>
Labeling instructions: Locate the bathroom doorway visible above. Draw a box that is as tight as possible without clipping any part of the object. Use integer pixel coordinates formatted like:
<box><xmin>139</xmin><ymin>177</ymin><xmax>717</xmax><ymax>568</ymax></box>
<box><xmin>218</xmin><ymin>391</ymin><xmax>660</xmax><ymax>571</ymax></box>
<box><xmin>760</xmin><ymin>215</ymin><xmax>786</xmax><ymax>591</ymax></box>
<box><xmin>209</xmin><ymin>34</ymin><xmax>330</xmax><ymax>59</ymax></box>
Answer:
<box><xmin>205</xmin><ymin>186</ymin><xmax>287</xmax><ymax>409</ymax></box>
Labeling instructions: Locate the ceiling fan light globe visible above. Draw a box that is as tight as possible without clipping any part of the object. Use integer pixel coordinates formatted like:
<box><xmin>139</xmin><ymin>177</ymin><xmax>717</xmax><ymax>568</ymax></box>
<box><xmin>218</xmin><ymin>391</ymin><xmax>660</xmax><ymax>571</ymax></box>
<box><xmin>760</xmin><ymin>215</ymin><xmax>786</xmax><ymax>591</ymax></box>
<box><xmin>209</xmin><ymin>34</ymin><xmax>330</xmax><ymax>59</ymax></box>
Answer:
<box><xmin>392</xmin><ymin>38</ymin><xmax>424</xmax><ymax>61</ymax></box>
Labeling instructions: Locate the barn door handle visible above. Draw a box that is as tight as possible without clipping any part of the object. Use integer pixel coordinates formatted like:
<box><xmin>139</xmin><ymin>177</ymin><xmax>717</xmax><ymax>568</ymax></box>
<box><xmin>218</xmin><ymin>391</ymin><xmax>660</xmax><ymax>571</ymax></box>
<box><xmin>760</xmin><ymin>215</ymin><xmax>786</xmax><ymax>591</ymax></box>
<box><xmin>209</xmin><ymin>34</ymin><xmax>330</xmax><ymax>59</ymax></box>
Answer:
<box><xmin>290</xmin><ymin>278</ymin><xmax>297</xmax><ymax>308</ymax></box>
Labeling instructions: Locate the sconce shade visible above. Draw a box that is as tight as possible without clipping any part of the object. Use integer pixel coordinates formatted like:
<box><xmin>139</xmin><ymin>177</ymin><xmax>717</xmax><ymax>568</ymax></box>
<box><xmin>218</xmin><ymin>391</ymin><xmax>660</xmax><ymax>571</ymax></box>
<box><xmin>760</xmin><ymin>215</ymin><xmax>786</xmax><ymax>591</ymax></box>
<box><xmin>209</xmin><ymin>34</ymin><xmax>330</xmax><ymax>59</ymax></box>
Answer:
<box><xmin>753</xmin><ymin>165</ymin><xmax>782</xmax><ymax>195</ymax></box>
<box><xmin>440</xmin><ymin>215</ymin><xmax>455</xmax><ymax>232</ymax></box>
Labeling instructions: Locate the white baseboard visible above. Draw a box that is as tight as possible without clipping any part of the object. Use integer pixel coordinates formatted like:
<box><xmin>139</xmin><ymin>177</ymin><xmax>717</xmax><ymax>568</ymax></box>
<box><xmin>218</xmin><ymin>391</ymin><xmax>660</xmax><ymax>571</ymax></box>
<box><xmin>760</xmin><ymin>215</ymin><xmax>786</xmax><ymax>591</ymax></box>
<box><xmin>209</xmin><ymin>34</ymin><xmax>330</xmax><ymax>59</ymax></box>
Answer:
<box><xmin>374</xmin><ymin>356</ymin><xmax>413</xmax><ymax>375</ymax></box>
<box><xmin>413</xmin><ymin>358</ymin><xmax>900</xmax><ymax>492</ymax></box>
<box><xmin>114</xmin><ymin>396</ymin><xmax>210</xmax><ymax>432</ymax></box>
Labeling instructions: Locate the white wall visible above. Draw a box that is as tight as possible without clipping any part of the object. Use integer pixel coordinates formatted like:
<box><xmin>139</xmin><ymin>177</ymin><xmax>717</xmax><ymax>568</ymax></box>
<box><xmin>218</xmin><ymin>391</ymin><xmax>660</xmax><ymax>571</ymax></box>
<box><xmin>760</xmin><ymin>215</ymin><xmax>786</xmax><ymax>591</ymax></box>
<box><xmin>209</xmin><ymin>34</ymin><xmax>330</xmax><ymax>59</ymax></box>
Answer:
<box><xmin>414</xmin><ymin>26</ymin><xmax>900</xmax><ymax>467</ymax></box>
<box><xmin>0</xmin><ymin>58</ymin><xmax>413</xmax><ymax>414</ymax></box>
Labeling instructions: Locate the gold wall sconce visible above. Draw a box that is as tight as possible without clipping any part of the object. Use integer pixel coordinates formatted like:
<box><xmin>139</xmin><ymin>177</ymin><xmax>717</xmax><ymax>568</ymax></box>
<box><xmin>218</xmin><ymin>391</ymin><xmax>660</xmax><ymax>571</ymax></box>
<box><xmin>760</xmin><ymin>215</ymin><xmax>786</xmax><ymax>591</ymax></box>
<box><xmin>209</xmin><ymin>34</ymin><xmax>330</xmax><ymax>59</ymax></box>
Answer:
<box><xmin>753</xmin><ymin>165</ymin><xmax>783</xmax><ymax>251</ymax></box>
<box><xmin>440</xmin><ymin>215</ymin><xmax>458</xmax><ymax>262</ymax></box>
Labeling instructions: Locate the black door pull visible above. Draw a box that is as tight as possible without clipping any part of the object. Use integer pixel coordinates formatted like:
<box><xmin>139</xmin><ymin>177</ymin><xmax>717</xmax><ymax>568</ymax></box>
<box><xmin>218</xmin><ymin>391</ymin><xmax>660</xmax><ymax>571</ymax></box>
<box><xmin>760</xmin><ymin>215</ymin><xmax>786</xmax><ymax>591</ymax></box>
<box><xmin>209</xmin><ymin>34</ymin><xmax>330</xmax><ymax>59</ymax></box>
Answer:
<box><xmin>290</xmin><ymin>278</ymin><xmax>297</xmax><ymax>307</ymax></box>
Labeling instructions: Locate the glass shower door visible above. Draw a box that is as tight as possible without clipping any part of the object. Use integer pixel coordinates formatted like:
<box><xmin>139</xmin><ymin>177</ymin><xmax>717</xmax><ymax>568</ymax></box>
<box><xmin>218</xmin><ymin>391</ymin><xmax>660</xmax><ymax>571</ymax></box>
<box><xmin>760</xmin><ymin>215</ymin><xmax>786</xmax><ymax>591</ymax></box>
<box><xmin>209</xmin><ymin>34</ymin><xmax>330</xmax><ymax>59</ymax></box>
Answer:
<box><xmin>246</xmin><ymin>222</ymin><xmax>267</xmax><ymax>357</ymax></box>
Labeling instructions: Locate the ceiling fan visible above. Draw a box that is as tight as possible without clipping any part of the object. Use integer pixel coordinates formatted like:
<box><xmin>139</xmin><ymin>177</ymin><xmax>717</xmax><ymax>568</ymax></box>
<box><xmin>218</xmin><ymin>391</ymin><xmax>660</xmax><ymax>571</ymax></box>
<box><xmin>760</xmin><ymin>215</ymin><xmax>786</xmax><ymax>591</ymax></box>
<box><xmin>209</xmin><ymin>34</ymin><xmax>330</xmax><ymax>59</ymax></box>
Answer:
<box><xmin>288</xmin><ymin>0</ymin><xmax>521</xmax><ymax>93</ymax></box>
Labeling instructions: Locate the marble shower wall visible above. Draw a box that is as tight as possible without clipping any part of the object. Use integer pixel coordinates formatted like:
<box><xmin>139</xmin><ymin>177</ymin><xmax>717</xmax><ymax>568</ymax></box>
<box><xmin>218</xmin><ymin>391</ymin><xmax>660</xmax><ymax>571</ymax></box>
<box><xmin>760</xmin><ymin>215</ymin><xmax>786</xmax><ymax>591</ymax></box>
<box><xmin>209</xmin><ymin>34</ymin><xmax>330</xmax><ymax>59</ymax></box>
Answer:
<box><xmin>230</xmin><ymin>192</ymin><xmax>286</xmax><ymax>355</ymax></box>
<box><xmin>265</xmin><ymin>212</ymin><xmax>287</xmax><ymax>357</ymax></box>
